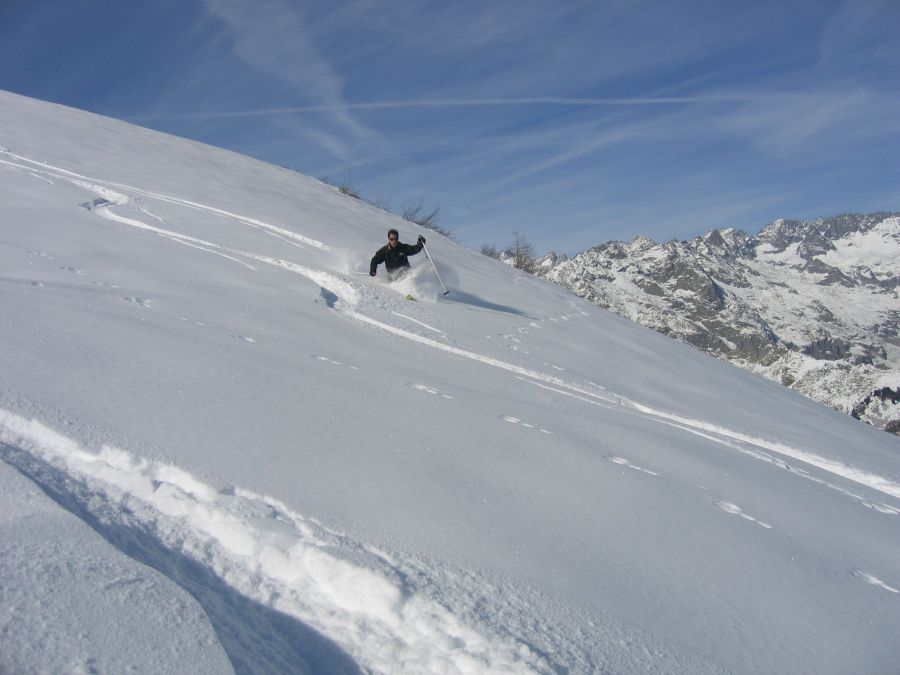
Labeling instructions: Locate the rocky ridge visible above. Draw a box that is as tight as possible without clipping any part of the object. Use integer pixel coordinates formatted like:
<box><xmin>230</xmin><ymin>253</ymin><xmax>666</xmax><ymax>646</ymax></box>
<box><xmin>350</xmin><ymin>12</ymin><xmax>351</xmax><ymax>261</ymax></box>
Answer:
<box><xmin>534</xmin><ymin>213</ymin><xmax>900</xmax><ymax>434</ymax></box>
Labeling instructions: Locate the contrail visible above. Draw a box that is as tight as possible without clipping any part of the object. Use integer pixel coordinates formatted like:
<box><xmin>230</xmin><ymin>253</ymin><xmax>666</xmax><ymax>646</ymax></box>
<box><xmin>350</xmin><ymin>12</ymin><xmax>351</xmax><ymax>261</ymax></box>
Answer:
<box><xmin>134</xmin><ymin>94</ymin><xmax>747</xmax><ymax>121</ymax></box>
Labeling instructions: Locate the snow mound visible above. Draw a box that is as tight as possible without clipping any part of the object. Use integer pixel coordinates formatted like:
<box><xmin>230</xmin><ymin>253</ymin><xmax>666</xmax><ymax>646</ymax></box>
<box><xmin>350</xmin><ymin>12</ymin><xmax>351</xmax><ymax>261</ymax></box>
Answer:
<box><xmin>0</xmin><ymin>409</ymin><xmax>546</xmax><ymax>674</ymax></box>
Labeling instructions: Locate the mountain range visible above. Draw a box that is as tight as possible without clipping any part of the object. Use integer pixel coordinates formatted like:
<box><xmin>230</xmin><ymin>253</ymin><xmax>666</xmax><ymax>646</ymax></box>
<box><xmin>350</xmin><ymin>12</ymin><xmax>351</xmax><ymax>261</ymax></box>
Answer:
<box><xmin>533</xmin><ymin>213</ymin><xmax>900</xmax><ymax>434</ymax></box>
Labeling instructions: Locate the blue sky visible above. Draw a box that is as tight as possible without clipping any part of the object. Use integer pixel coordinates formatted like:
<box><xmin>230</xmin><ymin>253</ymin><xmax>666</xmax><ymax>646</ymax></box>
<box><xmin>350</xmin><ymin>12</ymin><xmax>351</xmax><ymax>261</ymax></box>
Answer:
<box><xmin>2</xmin><ymin>0</ymin><xmax>898</xmax><ymax>255</ymax></box>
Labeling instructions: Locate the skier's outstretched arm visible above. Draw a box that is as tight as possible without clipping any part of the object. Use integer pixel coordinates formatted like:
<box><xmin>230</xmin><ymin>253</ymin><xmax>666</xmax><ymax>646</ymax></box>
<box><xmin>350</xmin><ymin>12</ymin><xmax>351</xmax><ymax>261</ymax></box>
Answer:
<box><xmin>409</xmin><ymin>235</ymin><xmax>426</xmax><ymax>255</ymax></box>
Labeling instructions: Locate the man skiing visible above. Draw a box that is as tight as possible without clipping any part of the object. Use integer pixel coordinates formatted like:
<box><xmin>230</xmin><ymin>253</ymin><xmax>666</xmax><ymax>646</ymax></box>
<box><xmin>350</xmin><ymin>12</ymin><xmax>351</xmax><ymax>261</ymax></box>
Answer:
<box><xmin>370</xmin><ymin>228</ymin><xmax>425</xmax><ymax>281</ymax></box>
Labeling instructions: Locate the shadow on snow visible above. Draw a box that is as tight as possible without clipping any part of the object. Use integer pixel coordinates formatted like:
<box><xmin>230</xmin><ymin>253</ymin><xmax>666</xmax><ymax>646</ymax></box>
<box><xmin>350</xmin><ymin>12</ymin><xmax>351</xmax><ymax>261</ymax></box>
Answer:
<box><xmin>441</xmin><ymin>290</ymin><xmax>533</xmax><ymax>318</ymax></box>
<box><xmin>0</xmin><ymin>443</ymin><xmax>363</xmax><ymax>675</ymax></box>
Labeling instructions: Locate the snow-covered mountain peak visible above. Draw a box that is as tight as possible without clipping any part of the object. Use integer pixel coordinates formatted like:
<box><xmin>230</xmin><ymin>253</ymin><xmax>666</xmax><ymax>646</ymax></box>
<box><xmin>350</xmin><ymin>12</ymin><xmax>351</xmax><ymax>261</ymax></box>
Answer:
<box><xmin>539</xmin><ymin>211</ymin><xmax>900</xmax><ymax>434</ymax></box>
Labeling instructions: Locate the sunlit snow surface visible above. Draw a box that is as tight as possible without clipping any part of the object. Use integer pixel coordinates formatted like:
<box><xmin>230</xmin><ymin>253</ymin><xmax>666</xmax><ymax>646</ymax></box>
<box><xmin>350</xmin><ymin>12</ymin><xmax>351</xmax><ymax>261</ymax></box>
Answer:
<box><xmin>2</xmin><ymin>91</ymin><xmax>899</xmax><ymax>674</ymax></box>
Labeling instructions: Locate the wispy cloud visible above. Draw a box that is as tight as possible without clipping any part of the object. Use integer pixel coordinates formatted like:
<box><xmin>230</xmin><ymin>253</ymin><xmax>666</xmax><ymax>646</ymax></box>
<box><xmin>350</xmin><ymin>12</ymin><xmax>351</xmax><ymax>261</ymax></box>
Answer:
<box><xmin>4</xmin><ymin>0</ymin><xmax>896</xmax><ymax>256</ymax></box>
<box><xmin>718</xmin><ymin>88</ymin><xmax>898</xmax><ymax>157</ymax></box>
<box><xmin>199</xmin><ymin>0</ymin><xmax>380</xmax><ymax>152</ymax></box>
<box><xmin>136</xmin><ymin>93</ymin><xmax>754</xmax><ymax>121</ymax></box>
<box><xmin>201</xmin><ymin>0</ymin><xmax>342</xmax><ymax>105</ymax></box>
<box><xmin>818</xmin><ymin>0</ymin><xmax>900</xmax><ymax>74</ymax></box>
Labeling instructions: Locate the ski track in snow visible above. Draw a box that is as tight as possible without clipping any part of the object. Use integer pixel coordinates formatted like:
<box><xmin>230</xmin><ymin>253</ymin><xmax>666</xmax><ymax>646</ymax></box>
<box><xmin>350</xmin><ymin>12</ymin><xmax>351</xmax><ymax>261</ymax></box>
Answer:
<box><xmin>391</xmin><ymin>311</ymin><xmax>444</xmax><ymax>335</ymax></box>
<box><xmin>5</xmin><ymin>147</ymin><xmax>900</xmax><ymax>669</ymax></box>
<box><xmin>348</xmin><ymin>304</ymin><xmax>900</xmax><ymax>505</ymax></box>
<box><xmin>0</xmin><ymin>409</ymin><xmax>549</xmax><ymax>674</ymax></box>
<box><xmin>12</xmin><ymin>144</ymin><xmax>900</xmax><ymax>515</ymax></box>
<box><xmin>0</xmin><ymin>151</ymin><xmax>328</xmax><ymax>251</ymax></box>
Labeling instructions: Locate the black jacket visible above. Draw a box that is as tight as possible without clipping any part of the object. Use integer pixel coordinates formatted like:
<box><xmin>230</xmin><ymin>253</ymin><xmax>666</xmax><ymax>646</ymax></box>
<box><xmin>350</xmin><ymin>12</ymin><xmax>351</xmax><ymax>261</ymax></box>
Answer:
<box><xmin>370</xmin><ymin>241</ymin><xmax>424</xmax><ymax>276</ymax></box>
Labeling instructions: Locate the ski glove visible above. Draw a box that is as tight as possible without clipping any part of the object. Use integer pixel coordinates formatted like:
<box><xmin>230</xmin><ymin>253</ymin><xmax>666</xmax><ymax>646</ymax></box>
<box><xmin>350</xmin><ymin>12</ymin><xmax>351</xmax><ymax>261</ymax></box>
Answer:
<box><xmin>370</xmin><ymin>270</ymin><xmax>376</xmax><ymax>277</ymax></box>
<box><xmin>418</xmin><ymin>235</ymin><xmax>426</xmax><ymax>244</ymax></box>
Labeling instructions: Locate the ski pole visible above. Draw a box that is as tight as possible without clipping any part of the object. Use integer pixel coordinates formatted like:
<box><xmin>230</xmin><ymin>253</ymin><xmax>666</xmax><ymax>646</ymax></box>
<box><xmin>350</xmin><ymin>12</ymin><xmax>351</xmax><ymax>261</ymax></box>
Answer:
<box><xmin>421</xmin><ymin>242</ymin><xmax>450</xmax><ymax>295</ymax></box>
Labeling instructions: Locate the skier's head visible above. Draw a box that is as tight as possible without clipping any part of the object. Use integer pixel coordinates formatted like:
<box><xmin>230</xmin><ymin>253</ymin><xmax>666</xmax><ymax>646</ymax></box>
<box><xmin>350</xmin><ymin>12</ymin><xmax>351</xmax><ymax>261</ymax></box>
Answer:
<box><xmin>387</xmin><ymin>228</ymin><xmax>399</xmax><ymax>248</ymax></box>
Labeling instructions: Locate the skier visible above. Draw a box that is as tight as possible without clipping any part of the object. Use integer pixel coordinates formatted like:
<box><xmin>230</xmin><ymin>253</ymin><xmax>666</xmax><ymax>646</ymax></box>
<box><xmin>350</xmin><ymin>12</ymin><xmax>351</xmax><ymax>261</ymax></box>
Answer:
<box><xmin>370</xmin><ymin>228</ymin><xmax>425</xmax><ymax>281</ymax></box>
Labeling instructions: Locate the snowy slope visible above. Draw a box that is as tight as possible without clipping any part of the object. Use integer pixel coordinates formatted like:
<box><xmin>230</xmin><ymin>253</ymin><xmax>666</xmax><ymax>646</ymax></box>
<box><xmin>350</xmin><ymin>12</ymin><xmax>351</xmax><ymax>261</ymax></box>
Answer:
<box><xmin>1</xmin><ymin>90</ymin><xmax>899</xmax><ymax>674</ymax></box>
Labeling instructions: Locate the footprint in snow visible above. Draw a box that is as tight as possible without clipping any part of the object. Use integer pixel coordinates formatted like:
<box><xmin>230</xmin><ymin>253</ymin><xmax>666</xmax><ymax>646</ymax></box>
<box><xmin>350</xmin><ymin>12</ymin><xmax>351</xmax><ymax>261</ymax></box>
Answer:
<box><xmin>489</xmin><ymin>334</ymin><xmax>529</xmax><ymax>354</ymax></box>
<box><xmin>608</xmin><ymin>456</ymin><xmax>658</xmax><ymax>476</ymax></box>
<box><xmin>713</xmin><ymin>499</ymin><xmax>772</xmax><ymax>529</ymax></box>
<box><xmin>177</xmin><ymin>317</ymin><xmax>208</xmax><ymax>327</ymax></box>
<box><xmin>29</xmin><ymin>173</ymin><xmax>54</xmax><ymax>186</ymax></box>
<box><xmin>860</xmin><ymin>501</ymin><xmax>900</xmax><ymax>516</ymax></box>
<box><xmin>60</xmin><ymin>266</ymin><xmax>85</xmax><ymax>275</ymax></box>
<box><xmin>123</xmin><ymin>296</ymin><xmax>152</xmax><ymax>308</ymax></box>
<box><xmin>500</xmin><ymin>415</ymin><xmax>551</xmax><ymax>434</ymax></box>
<box><xmin>137</xmin><ymin>205</ymin><xmax>167</xmax><ymax>224</ymax></box>
<box><xmin>313</xmin><ymin>355</ymin><xmax>359</xmax><ymax>370</ymax></box>
<box><xmin>231</xmin><ymin>334</ymin><xmax>256</xmax><ymax>343</ymax></box>
<box><xmin>851</xmin><ymin>570</ymin><xmax>899</xmax><ymax>594</ymax></box>
<box><xmin>409</xmin><ymin>383</ymin><xmax>453</xmax><ymax>399</ymax></box>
